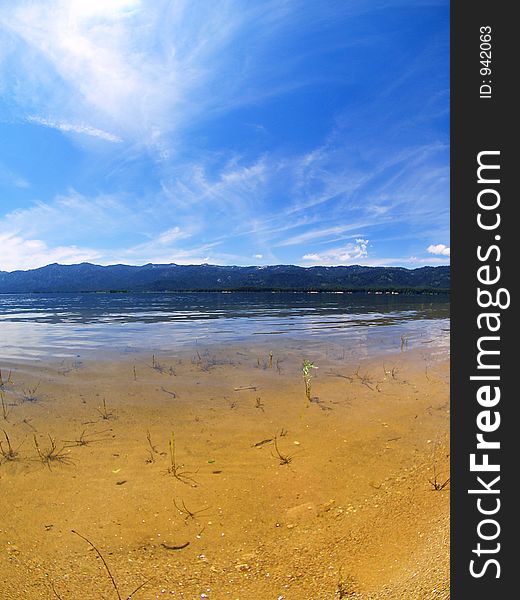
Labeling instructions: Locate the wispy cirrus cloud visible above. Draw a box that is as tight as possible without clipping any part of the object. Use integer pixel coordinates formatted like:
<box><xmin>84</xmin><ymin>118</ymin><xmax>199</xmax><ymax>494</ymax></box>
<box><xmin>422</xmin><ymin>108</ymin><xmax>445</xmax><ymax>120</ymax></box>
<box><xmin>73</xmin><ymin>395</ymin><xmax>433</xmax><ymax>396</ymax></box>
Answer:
<box><xmin>1</xmin><ymin>0</ymin><xmax>232</xmax><ymax>150</ymax></box>
<box><xmin>1</xmin><ymin>191</ymin><xmax>132</xmax><ymax>240</ymax></box>
<box><xmin>27</xmin><ymin>116</ymin><xmax>122</xmax><ymax>143</ymax></box>
<box><xmin>276</xmin><ymin>224</ymin><xmax>369</xmax><ymax>248</ymax></box>
<box><xmin>0</xmin><ymin>162</ymin><xmax>30</xmax><ymax>189</ymax></box>
<box><xmin>1</xmin><ymin>0</ymin><xmax>345</xmax><ymax>155</ymax></box>
<box><xmin>0</xmin><ymin>1</ymin><xmax>449</xmax><ymax>269</ymax></box>
<box><xmin>302</xmin><ymin>239</ymin><xmax>369</xmax><ymax>265</ymax></box>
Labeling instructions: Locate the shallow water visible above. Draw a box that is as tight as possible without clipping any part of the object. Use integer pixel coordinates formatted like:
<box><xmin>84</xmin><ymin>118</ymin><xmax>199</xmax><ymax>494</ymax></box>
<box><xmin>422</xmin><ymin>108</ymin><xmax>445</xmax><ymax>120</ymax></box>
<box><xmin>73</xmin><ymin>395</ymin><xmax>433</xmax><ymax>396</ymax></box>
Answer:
<box><xmin>0</xmin><ymin>294</ymin><xmax>450</xmax><ymax>598</ymax></box>
<box><xmin>0</xmin><ymin>292</ymin><xmax>449</xmax><ymax>361</ymax></box>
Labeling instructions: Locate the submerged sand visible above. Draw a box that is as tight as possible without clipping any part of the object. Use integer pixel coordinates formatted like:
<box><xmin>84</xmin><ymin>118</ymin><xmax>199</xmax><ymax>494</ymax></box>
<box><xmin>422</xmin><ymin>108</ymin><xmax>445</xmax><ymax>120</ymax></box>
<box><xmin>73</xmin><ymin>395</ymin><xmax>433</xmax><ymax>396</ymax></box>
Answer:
<box><xmin>0</xmin><ymin>341</ymin><xmax>449</xmax><ymax>599</ymax></box>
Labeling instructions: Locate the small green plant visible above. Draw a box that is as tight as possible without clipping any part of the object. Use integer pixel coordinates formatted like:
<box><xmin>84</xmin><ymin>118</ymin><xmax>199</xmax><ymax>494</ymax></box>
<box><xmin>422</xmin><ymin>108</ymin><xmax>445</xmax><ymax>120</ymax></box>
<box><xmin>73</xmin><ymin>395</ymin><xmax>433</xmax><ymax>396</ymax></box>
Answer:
<box><xmin>302</xmin><ymin>359</ymin><xmax>318</xmax><ymax>402</ymax></box>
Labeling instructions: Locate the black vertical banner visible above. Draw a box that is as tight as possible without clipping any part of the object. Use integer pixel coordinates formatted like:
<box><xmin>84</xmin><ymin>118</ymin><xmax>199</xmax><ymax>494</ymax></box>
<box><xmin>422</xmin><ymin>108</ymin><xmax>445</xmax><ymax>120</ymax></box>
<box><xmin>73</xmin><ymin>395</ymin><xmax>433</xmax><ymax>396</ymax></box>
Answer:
<box><xmin>451</xmin><ymin>1</ymin><xmax>516</xmax><ymax>598</ymax></box>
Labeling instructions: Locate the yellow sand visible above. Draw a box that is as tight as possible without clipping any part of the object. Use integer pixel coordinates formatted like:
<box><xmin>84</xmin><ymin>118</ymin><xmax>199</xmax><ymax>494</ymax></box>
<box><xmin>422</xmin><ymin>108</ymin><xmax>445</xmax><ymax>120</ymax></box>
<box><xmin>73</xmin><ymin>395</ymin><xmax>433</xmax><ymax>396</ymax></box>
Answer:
<box><xmin>0</xmin><ymin>343</ymin><xmax>449</xmax><ymax>599</ymax></box>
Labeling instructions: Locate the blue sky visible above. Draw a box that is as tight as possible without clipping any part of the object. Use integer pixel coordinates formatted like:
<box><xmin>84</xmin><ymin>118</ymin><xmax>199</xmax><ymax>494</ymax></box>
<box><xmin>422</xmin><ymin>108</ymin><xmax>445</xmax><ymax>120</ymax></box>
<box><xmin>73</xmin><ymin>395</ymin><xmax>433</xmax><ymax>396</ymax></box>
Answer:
<box><xmin>0</xmin><ymin>0</ymin><xmax>449</xmax><ymax>272</ymax></box>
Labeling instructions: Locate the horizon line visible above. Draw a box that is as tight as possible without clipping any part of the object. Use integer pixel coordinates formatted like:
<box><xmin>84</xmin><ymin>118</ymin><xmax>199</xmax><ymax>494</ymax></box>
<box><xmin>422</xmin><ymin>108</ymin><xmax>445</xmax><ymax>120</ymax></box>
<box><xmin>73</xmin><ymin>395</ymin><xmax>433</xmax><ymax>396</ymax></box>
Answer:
<box><xmin>0</xmin><ymin>261</ymin><xmax>451</xmax><ymax>274</ymax></box>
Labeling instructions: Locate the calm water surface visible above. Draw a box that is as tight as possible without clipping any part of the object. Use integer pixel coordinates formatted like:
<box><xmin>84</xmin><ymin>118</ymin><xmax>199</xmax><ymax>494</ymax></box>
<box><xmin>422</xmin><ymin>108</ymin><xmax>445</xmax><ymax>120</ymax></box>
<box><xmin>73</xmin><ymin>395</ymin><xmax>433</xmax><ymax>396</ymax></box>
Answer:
<box><xmin>0</xmin><ymin>292</ymin><xmax>450</xmax><ymax>361</ymax></box>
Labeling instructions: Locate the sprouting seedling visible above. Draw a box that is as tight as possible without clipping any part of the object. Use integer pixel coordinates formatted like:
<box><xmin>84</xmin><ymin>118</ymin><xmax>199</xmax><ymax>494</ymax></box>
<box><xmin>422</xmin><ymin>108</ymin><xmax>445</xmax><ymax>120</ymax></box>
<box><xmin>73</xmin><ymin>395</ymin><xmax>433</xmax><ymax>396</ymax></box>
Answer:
<box><xmin>336</xmin><ymin>567</ymin><xmax>352</xmax><ymax>599</ymax></box>
<box><xmin>97</xmin><ymin>398</ymin><xmax>114</xmax><ymax>421</ymax></box>
<box><xmin>150</xmin><ymin>354</ymin><xmax>172</xmax><ymax>374</ymax></box>
<box><xmin>302</xmin><ymin>359</ymin><xmax>318</xmax><ymax>402</ymax></box>
<box><xmin>165</xmin><ymin>431</ymin><xmax>198</xmax><ymax>485</ymax></box>
<box><xmin>173</xmin><ymin>498</ymin><xmax>211</xmax><ymax>523</ymax></box>
<box><xmin>400</xmin><ymin>335</ymin><xmax>409</xmax><ymax>351</ymax></box>
<box><xmin>0</xmin><ymin>429</ymin><xmax>22</xmax><ymax>462</ymax></box>
<box><xmin>33</xmin><ymin>434</ymin><xmax>74</xmax><ymax>469</ymax></box>
<box><xmin>0</xmin><ymin>369</ymin><xmax>13</xmax><ymax>390</ymax></box>
<box><xmin>145</xmin><ymin>430</ymin><xmax>161</xmax><ymax>463</ymax></box>
<box><xmin>63</xmin><ymin>428</ymin><xmax>112</xmax><ymax>448</ymax></box>
<box><xmin>272</xmin><ymin>436</ymin><xmax>293</xmax><ymax>466</ymax></box>
<box><xmin>428</xmin><ymin>464</ymin><xmax>450</xmax><ymax>491</ymax></box>
<box><xmin>1</xmin><ymin>392</ymin><xmax>10</xmax><ymax>421</ymax></box>
<box><xmin>22</xmin><ymin>382</ymin><xmax>41</xmax><ymax>402</ymax></box>
<box><xmin>428</xmin><ymin>437</ymin><xmax>450</xmax><ymax>491</ymax></box>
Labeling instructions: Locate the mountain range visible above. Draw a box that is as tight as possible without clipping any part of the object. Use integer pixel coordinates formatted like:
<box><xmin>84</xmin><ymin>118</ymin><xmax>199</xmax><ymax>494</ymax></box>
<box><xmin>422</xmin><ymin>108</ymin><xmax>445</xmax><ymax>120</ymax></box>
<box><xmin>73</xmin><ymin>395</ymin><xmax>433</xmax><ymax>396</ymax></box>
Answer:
<box><xmin>0</xmin><ymin>263</ymin><xmax>450</xmax><ymax>293</ymax></box>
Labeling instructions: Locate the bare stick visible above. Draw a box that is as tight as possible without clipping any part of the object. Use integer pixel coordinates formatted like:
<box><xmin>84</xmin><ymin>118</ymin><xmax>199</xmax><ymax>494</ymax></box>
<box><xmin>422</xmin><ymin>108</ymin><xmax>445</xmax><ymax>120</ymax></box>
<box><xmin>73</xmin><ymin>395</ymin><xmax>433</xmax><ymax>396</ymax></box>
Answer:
<box><xmin>72</xmin><ymin>530</ymin><xmax>122</xmax><ymax>600</ymax></box>
<box><xmin>161</xmin><ymin>387</ymin><xmax>177</xmax><ymax>398</ymax></box>
<box><xmin>1</xmin><ymin>392</ymin><xmax>9</xmax><ymax>420</ymax></box>
<box><xmin>160</xmin><ymin>541</ymin><xmax>190</xmax><ymax>551</ymax></box>
<box><xmin>51</xmin><ymin>582</ymin><xmax>64</xmax><ymax>599</ymax></box>
<box><xmin>127</xmin><ymin>577</ymin><xmax>154</xmax><ymax>598</ymax></box>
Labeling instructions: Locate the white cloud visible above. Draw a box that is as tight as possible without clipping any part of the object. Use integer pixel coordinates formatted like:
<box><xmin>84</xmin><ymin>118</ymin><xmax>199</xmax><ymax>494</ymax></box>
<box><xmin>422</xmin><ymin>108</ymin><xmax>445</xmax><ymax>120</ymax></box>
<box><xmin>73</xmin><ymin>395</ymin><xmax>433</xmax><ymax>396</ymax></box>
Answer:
<box><xmin>427</xmin><ymin>243</ymin><xmax>450</xmax><ymax>256</ymax></box>
<box><xmin>0</xmin><ymin>232</ymin><xmax>101</xmax><ymax>271</ymax></box>
<box><xmin>254</xmin><ymin>254</ymin><xmax>263</xmax><ymax>259</ymax></box>
<box><xmin>302</xmin><ymin>239</ymin><xmax>368</xmax><ymax>265</ymax></box>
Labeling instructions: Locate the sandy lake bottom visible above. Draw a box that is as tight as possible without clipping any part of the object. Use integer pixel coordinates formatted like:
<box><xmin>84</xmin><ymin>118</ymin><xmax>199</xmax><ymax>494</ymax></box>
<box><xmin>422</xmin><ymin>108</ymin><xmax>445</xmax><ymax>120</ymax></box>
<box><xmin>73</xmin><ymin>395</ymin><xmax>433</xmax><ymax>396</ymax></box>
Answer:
<box><xmin>0</xmin><ymin>339</ymin><xmax>449</xmax><ymax>599</ymax></box>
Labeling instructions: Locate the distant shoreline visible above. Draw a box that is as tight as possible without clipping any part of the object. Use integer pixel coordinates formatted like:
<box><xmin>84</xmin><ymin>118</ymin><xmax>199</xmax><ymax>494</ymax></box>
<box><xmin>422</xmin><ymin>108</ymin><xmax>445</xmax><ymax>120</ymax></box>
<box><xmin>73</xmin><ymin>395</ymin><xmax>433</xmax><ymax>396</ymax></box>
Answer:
<box><xmin>0</xmin><ymin>262</ymin><xmax>450</xmax><ymax>294</ymax></box>
<box><xmin>0</xmin><ymin>288</ymin><xmax>450</xmax><ymax>295</ymax></box>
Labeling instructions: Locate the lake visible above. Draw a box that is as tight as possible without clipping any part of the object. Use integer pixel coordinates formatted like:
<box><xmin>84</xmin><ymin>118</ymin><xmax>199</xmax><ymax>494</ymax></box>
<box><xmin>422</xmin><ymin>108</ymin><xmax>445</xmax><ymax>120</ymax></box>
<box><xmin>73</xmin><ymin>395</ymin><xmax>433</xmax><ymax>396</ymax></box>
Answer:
<box><xmin>0</xmin><ymin>292</ymin><xmax>449</xmax><ymax>362</ymax></box>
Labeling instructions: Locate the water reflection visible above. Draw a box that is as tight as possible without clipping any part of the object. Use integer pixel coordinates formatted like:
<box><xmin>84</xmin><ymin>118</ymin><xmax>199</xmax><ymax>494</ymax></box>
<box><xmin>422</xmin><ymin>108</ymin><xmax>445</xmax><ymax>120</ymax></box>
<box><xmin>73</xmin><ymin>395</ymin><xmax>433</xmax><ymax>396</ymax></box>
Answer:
<box><xmin>0</xmin><ymin>292</ymin><xmax>449</xmax><ymax>361</ymax></box>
